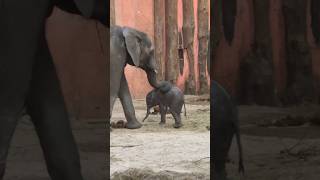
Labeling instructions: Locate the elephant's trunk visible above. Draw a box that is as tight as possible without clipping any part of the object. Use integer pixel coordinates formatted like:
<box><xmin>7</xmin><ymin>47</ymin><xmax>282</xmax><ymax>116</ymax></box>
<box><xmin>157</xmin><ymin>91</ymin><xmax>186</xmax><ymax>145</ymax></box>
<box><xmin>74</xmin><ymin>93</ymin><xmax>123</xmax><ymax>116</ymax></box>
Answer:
<box><xmin>146</xmin><ymin>69</ymin><xmax>160</xmax><ymax>88</ymax></box>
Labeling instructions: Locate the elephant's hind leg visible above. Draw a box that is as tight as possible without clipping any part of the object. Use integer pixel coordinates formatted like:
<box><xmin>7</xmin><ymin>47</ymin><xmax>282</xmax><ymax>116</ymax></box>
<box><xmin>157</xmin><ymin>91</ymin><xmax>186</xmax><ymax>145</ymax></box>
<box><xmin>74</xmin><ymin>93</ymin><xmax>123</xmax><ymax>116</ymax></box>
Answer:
<box><xmin>159</xmin><ymin>105</ymin><xmax>167</xmax><ymax>125</ymax></box>
<box><xmin>171</xmin><ymin>111</ymin><xmax>182</xmax><ymax>128</ymax></box>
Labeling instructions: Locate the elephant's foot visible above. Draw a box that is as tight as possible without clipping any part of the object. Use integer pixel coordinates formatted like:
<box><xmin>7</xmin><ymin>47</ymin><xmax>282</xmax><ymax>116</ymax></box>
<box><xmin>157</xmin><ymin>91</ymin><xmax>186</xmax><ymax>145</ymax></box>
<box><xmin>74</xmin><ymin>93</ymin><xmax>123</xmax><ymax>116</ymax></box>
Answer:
<box><xmin>126</xmin><ymin>120</ymin><xmax>142</xmax><ymax>129</ymax></box>
<box><xmin>174</xmin><ymin>122</ymin><xmax>183</xmax><ymax>128</ymax></box>
<box><xmin>159</xmin><ymin>121</ymin><xmax>165</xmax><ymax>126</ymax></box>
<box><xmin>0</xmin><ymin>162</ymin><xmax>5</xmax><ymax>179</ymax></box>
<box><xmin>213</xmin><ymin>170</ymin><xmax>227</xmax><ymax>180</ymax></box>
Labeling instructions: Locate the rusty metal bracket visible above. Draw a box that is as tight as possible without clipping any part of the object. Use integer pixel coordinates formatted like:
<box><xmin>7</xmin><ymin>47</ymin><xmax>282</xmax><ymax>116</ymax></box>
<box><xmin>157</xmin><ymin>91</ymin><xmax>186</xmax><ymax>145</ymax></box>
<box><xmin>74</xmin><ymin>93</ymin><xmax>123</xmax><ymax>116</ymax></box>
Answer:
<box><xmin>178</xmin><ymin>31</ymin><xmax>184</xmax><ymax>75</ymax></box>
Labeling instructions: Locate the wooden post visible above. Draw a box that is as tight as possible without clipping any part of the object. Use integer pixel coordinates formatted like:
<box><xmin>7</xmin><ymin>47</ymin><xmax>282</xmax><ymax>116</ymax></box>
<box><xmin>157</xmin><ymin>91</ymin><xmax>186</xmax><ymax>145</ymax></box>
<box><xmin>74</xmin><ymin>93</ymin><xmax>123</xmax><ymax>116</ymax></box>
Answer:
<box><xmin>282</xmin><ymin>0</ymin><xmax>316</xmax><ymax>104</ymax></box>
<box><xmin>154</xmin><ymin>0</ymin><xmax>166</xmax><ymax>80</ymax></box>
<box><xmin>110</xmin><ymin>0</ymin><xmax>115</xmax><ymax>25</ymax></box>
<box><xmin>182</xmin><ymin>0</ymin><xmax>196</xmax><ymax>94</ymax></box>
<box><xmin>198</xmin><ymin>0</ymin><xmax>209</xmax><ymax>94</ymax></box>
<box><xmin>165</xmin><ymin>0</ymin><xmax>178</xmax><ymax>83</ymax></box>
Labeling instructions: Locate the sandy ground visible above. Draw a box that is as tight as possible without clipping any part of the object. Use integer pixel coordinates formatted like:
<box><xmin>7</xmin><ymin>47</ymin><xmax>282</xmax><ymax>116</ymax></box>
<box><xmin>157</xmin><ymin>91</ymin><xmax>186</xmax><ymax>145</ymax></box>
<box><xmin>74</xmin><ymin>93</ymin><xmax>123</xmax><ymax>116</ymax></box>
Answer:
<box><xmin>227</xmin><ymin>105</ymin><xmax>320</xmax><ymax>180</ymax></box>
<box><xmin>112</xmin><ymin>96</ymin><xmax>320</xmax><ymax>180</ymax></box>
<box><xmin>6</xmin><ymin>95</ymin><xmax>320</xmax><ymax>180</ymax></box>
<box><xmin>110</xmin><ymin>95</ymin><xmax>211</xmax><ymax>179</ymax></box>
<box><xmin>4</xmin><ymin>117</ymin><xmax>106</xmax><ymax>180</ymax></box>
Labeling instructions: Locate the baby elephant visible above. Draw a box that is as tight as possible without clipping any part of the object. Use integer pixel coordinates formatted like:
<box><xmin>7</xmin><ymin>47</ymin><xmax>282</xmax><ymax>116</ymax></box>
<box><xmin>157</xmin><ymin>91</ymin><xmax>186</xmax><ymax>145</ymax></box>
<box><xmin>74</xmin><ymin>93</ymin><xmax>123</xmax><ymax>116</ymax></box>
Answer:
<box><xmin>142</xmin><ymin>83</ymin><xmax>186</xmax><ymax>128</ymax></box>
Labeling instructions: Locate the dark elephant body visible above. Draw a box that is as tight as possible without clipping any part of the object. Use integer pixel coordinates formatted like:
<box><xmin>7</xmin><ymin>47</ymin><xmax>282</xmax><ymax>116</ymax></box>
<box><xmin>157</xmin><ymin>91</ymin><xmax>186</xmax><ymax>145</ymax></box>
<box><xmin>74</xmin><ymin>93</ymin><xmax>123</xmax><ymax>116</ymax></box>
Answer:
<box><xmin>53</xmin><ymin>0</ymin><xmax>108</xmax><ymax>26</ymax></box>
<box><xmin>0</xmin><ymin>1</ymin><xmax>107</xmax><ymax>179</ymax></box>
<box><xmin>143</xmin><ymin>82</ymin><xmax>186</xmax><ymax>128</ymax></box>
<box><xmin>212</xmin><ymin>81</ymin><xmax>244</xmax><ymax>180</ymax></box>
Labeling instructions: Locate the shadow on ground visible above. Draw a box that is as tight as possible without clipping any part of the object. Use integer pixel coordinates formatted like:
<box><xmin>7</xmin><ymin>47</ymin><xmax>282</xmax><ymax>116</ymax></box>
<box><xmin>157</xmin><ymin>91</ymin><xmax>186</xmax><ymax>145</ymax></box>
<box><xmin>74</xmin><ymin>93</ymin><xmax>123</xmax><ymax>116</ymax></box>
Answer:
<box><xmin>4</xmin><ymin>117</ymin><xmax>106</xmax><ymax>180</ymax></box>
<box><xmin>227</xmin><ymin>105</ymin><xmax>320</xmax><ymax>180</ymax></box>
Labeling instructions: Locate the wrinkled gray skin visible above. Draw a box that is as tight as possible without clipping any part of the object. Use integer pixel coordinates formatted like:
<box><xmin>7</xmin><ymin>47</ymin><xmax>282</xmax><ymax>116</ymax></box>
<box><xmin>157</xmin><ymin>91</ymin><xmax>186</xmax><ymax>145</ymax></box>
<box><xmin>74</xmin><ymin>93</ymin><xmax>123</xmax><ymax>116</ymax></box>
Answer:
<box><xmin>142</xmin><ymin>82</ymin><xmax>186</xmax><ymax>128</ymax></box>
<box><xmin>110</xmin><ymin>26</ymin><xmax>162</xmax><ymax>129</ymax></box>
<box><xmin>212</xmin><ymin>81</ymin><xmax>244</xmax><ymax>180</ymax></box>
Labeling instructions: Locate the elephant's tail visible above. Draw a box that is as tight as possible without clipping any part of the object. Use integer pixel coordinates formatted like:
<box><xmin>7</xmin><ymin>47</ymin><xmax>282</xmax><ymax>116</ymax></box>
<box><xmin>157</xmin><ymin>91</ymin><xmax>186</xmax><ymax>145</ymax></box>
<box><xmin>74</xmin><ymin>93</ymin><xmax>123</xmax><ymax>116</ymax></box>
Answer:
<box><xmin>234</xmin><ymin>111</ymin><xmax>245</xmax><ymax>174</ymax></box>
<box><xmin>183</xmin><ymin>102</ymin><xmax>187</xmax><ymax>117</ymax></box>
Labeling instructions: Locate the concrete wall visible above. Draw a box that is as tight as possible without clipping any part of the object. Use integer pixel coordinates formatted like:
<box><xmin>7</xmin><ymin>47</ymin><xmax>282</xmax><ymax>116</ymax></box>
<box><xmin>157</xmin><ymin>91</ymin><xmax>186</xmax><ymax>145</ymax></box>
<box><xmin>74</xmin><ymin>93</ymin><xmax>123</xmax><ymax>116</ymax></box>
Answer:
<box><xmin>46</xmin><ymin>8</ymin><xmax>107</xmax><ymax>119</ymax></box>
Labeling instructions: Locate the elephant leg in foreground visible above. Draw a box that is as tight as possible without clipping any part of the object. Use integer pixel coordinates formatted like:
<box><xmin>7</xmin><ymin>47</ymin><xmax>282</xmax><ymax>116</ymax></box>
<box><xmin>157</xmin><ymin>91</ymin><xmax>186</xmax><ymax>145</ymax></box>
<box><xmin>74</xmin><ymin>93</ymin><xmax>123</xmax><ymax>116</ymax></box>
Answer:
<box><xmin>118</xmin><ymin>74</ymin><xmax>142</xmax><ymax>129</ymax></box>
<box><xmin>212</xmin><ymin>81</ymin><xmax>244</xmax><ymax>180</ymax></box>
<box><xmin>0</xmin><ymin>0</ymin><xmax>105</xmax><ymax>178</ymax></box>
<box><xmin>213</xmin><ymin>125</ymin><xmax>234</xmax><ymax>180</ymax></box>
<box><xmin>0</xmin><ymin>0</ymin><xmax>51</xmax><ymax>178</ymax></box>
<box><xmin>26</xmin><ymin>34</ymin><xmax>83</xmax><ymax>180</ymax></box>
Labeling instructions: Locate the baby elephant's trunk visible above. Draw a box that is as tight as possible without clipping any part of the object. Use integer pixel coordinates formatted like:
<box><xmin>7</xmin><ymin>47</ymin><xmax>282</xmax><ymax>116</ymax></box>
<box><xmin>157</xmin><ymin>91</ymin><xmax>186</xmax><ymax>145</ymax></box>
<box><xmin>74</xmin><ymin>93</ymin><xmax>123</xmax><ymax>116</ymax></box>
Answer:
<box><xmin>142</xmin><ymin>107</ymin><xmax>151</xmax><ymax>122</ymax></box>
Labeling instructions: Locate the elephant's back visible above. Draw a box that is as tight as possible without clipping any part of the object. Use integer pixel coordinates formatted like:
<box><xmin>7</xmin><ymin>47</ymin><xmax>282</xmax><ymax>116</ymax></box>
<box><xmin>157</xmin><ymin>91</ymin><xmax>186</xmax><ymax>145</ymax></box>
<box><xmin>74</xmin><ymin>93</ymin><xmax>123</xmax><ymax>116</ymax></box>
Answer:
<box><xmin>171</xmin><ymin>86</ymin><xmax>184</xmax><ymax>98</ymax></box>
<box><xmin>161</xmin><ymin>86</ymin><xmax>184</xmax><ymax>106</ymax></box>
<box><xmin>211</xmin><ymin>81</ymin><xmax>235</xmax><ymax>127</ymax></box>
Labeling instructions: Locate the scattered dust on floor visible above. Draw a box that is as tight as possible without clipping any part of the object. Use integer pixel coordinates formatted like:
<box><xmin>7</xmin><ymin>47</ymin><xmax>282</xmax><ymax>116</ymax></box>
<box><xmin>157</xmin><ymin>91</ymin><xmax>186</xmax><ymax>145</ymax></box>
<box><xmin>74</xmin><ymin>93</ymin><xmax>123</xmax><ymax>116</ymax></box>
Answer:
<box><xmin>112</xmin><ymin>168</ymin><xmax>209</xmax><ymax>180</ymax></box>
<box><xmin>110</xmin><ymin>131</ymin><xmax>210</xmax><ymax>177</ymax></box>
<box><xmin>111</xmin><ymin>96</ymin><xmax>320</xmax><ymax>180</ymax></box>
<box><xmin>226</xmin><ymin>105</ymin><xmax>320</xmax><ymax>180</ymax></box>
<box><xmin>110</xmin><ymin>95</ymin><xmax>210</xmax><ymax>179</ymax></box>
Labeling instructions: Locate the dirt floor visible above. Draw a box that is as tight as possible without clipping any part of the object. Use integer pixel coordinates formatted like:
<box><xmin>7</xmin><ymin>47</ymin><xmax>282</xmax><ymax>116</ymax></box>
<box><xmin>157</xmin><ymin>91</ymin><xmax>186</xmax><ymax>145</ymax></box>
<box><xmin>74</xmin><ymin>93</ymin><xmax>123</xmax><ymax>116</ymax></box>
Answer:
<box><xmin>7</xmin><ymin>96</ymin><xmax>320</xmax><ymax>179</ymax></box>
<box><xmin>110</xmin><ymin>95</ymin><xmax>211</xmax><ymax>179</ymax></box>
<box><xmin>228</xmin><ymin>105</ymin><xmax>320</xmax><ymax>180</ymax></box>
<box><xmin>4</xmin><ymin>117</ymin><xmax>106</xmax><ymax>180</ymax></box>
<box><xmin>111</xmin><ymin>96</ymin><xmax>320</xmax><ymax>180</ymax></box>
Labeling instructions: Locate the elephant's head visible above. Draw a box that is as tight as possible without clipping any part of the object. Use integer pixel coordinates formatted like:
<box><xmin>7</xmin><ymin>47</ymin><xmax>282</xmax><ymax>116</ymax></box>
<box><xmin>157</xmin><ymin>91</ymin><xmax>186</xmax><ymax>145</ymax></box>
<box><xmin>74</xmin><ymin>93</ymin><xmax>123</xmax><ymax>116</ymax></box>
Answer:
<box><xmin>122</xmin><ymin>27</ymin><xmax>160</xmax><ymax>88</ymax></box>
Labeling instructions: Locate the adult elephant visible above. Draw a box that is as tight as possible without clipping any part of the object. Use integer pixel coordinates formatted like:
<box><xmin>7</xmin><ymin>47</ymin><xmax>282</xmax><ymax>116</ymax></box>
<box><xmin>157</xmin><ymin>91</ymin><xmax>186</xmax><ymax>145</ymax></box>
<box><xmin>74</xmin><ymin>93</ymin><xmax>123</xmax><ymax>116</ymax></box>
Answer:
<box><xmin>0</xmin><ymin>0</ymin><xmax>107</xmax><ymax>180</ymax></box>
<box><xmin>110</xmin><ymin>26</ymin><xmax>161</xmax><ymax>129</ymax></box>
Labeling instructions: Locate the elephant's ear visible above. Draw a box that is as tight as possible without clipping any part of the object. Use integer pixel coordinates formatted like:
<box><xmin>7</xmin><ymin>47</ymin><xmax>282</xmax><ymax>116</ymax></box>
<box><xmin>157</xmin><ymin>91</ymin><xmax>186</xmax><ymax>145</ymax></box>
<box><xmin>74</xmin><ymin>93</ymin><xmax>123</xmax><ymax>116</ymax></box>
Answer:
<box><xmin>73</xmin><ymin>0</ymin><xmax>94</xmax><ymax>18</ymax></box>
<box><xmin>54</xmin><ymin>0</ymin><xmax>82</xmax><ymax>15</ymax></box>
<box><xmin>122</xmin><ymin>28</ymin><xmax>141</xmax><ymax>67</ymax></box>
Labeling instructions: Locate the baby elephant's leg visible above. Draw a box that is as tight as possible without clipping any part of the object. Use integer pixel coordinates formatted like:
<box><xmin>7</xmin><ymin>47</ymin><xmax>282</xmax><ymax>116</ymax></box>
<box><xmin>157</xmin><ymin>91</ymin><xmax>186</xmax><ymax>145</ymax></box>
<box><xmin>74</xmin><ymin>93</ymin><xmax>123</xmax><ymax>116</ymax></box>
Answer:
<box><xmin>159</xmin><ymin>105</ymin><xmax>167</xmax><ymax>125</ymax></box>
<box><xmin>171</xmin><ymin>111</ymin><xmax>182</xmax><ymax>128</ymax></box>
<box><xmin>142</xmin><ymin>106</ymin><xmax>151</xmax><ymax>122</ymax></box>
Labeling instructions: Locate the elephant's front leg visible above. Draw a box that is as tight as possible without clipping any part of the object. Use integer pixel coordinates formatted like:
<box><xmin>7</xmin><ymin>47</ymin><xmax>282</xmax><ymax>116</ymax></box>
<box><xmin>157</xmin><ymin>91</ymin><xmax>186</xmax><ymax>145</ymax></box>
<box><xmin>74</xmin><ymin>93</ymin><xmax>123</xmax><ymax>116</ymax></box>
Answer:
<box><xmin>118</xmin><ymin>73</ymin><xmax>142</xmax><ymax>129</ymax></box>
